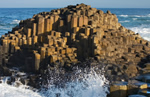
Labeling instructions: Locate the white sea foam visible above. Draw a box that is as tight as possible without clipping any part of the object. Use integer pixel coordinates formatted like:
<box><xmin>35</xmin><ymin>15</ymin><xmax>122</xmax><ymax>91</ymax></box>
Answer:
<box><xmin>10</xmin><ymin>19</ymin><xmax>20</xmax><ymax>24</ymax></box>
<box><xmin>119</xmin><ymin>15</ymin><xmax>128</xmax><ymax>17</ymax></box>
<box><xmin>0</xmin><ymin>77</ymin><xmax>40</xmax><ymax>97</ymax></box>
<box><xmin>133</xmin><ymin>18</ymin><xmax>137</xmax><ymax>20</ymax></box>
<box><xmin>128</xmin><ymin>26</ymin><xmax>150</xmax><ymax>41</ymax></box>
<box><xmin>0</xmin><ymin>68</ymin><xmax>109</xmax><ymax>97</ymax></box>
<box><xmin>134</xmin><ymin>15</ymin><xmax>142</xmax><ymax>17</ymax></box>
<box><xmin>134</xmin><ymin>14</ymin><xmax>150</xmax><ymax>17</ymax></box>
<box><xmin>0</xmin><ymin>83</ymin><xmax>41</xmax><ymax>97</ymax></box>
<box><xmin>119</xmin><ymin>14</ymin><xmax>150</xmax><ymax>18</ymax></box>
<box><xmin>119</xmin><ymin>20</ymin><xmax>130</xmax><ymax>23</ymax></box>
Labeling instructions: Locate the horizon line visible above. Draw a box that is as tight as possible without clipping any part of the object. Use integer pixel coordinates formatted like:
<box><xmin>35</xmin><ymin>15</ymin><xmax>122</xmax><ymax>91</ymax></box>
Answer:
<box><xmin>0</xmin><ymin>7</ymin><xmax>150</xmax><ymax>9</ymax></box>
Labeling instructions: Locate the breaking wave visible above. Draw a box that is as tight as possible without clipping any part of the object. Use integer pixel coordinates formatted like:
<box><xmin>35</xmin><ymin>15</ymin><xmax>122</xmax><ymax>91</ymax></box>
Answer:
<box><xmin>0</xmin><ymin>77</ymin><xmax>41</xmax><ymax>97</ymax></box>
<box><xmin>119</xmin><ymin>20</ymin><xmax>130</xmax><ymax>23</ymax></box>
<box><xmin>119</xmin><ymin>14</ymin><xmax>150</xmax><ymax>18</ymax></box>
<box><xmin>0</xmin><ymin>84</ymin><xmax>41</xmax><ymax>97</ymax></box>
<box><xmin>132</xmin><ymin>18</ymin><xmax>138</xmax><ymax>20</ymax></box>
<box><xmin>119</xmin><ymin>15</ymin><xmax>128</xmax><ymax>17</ymax></box>
<box><xmin>133</xmin><ymin>14</ymin><xmax>150</xmax><ymax>17</ymax></box>
<box><xmin>128</xmin><ymin>25</ymin><xmax>150</xmax><ymax>41</ymax></box>
<box><xmin>0</xmin><ymin>67</ymin><xmax>109</xmax><ymax>97</ymax></box>
<box><xmin>10</xmin><ymin>19</ymin><xmax>20</xmax><ymax>24</ymax></box>
<box><xmin>40</xmin><ymin>68</ymin><xmax>109</xmax><ymax>97</ymax></box>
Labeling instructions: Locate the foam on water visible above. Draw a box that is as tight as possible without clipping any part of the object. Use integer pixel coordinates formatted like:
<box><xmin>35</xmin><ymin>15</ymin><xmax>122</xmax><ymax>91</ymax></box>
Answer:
<box><xmin>132</xmin><ymin>18</ymin><xmax>138</xmax><ymax>20</ymax></box>
<box><xmin>10</xmin><ymin>19</ymin><xmax>20</xmax><ymax>24</ymax></box>
<box><xmin>119</xmin><ymin>20</ymin><xmax>130</xmax><ymax>23</ymax></box>
<box><xmin>0</xmin><ymin>83</ymin><xmax>41</xmax><ymax>97</ymax></box>
<box><xmin>133</xmin><ymin>14</ymin><xmax>150</xmax><ymax>17</ymax></box>
<box><xmin>118</xmin><ymin>14</ymin><xmax>150</xmax><ymax>18</ymax></box>
<box><xmin>0</xmin><ymin>68</ymin><xmax>109</xmax><ymax>97</ymax></box>
<box><xmin>128</xmin><ymin>26</ymin><xmax>150</xmax><ymax>41</ymax></box>
<box><xmin>0</xmin><ymin>77</ymin><xmax>41</xmax><ymax>97</ymax></box>
<box><xmin>119</xmin><ymin>15</ymin><xmax>128</xmax><ymax>17</ymax></box>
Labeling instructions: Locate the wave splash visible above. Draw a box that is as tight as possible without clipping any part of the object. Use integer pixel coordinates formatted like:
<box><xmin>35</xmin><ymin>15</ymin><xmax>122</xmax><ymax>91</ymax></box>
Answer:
<box><xmin>10</xmin><ymin>19</ymin><xmax>20</xmax><ymax>24</ymax></box>
<box><xmin>0</xmin><ymin>67</ymin><xmax>109</xmax><ymax>97</ymax></box>
<box><xmin>128</xmin><ymin>25</ymin><xmax>150</xmax><ymax>41</ymax></box>
<box><xmin>40</xmin><ymin>67</ymin><xmax>109</xmax><ymax>97</ymax></box>
<box><xmin>0</xmin><ymin>77</ymin><xmax>41</xmax><ymax>97</ymax></box>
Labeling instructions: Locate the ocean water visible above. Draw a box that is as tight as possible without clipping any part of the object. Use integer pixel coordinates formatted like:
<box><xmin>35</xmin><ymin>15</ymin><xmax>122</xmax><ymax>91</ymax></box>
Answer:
<box><xmin>0</xmin><ymin>8</ymin><xmax>150</xmax><ymax>97</ymax></box>
<box><xmin>0</xmin><ymin>8</ymin><xmax>52</xmax><ymax>36</ymax></box>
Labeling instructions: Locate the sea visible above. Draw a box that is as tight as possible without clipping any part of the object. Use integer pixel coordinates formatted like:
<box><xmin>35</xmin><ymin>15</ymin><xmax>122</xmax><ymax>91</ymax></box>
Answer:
<box><xmin>0</xmin><ymin>8</ymin><xmax>150</xmax><ymax>97</ymax></box>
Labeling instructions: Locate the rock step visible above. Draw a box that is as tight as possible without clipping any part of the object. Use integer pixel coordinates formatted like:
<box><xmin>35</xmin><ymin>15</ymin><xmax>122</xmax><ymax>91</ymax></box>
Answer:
<box><xmin>139</xmin><ymin>89</ymin><xmax>150</xmax><ymax>96</ymax></box>
<box><xmin>110</xmin><ymin>80</ymin><xmax>148</xmax><ymax>97</ymax></box>
<box><xmin>110</xmin><ymin>73</ymin><xmax>150</xmax><ymax>97</ymax></box>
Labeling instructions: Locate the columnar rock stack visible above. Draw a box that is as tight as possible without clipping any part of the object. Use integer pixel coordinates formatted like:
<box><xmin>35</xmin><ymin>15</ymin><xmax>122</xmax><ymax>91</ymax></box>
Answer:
<box><xmin>0</xmin><ymin>4</ymin><xmax>150</xmax><ymax>75</ymax></box>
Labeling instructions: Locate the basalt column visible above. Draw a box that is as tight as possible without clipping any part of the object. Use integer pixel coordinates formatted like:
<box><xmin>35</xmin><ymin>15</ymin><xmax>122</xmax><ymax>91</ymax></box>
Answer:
<box><xmin>37</xmin><ymin>16</ymin><xmax>45</xmax><ymax>35</ymax></box>
<box><xmin>0</xmin><ymin>46</ymin><xmax>3</xmax><ymax>65</ymax></box>
<box><xmin>34</xmin><ymin>53</ymin><xmax>41</xmax><ymax>72</ymax></box>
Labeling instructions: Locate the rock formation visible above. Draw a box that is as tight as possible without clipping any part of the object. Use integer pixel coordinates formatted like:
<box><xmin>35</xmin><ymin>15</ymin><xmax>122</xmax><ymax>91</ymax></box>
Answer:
<box><xmin>0</xmin><ymin>3</ymin><xmax>150</xmax><ymax>96</ymax></box>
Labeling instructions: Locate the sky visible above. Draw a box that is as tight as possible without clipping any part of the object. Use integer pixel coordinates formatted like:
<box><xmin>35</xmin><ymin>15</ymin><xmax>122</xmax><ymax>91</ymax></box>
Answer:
<box><xmin>0</xmin><ymin>0</ymin><xmax>150</xmax><ymax>8</ymax></box>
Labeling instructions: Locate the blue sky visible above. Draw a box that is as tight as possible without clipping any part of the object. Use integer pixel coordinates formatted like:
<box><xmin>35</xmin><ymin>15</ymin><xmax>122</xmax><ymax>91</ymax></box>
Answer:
<box><xmin>0</xmin><ymin>0</ymin><xmax>149</xmax><ymax>8</ymax></box>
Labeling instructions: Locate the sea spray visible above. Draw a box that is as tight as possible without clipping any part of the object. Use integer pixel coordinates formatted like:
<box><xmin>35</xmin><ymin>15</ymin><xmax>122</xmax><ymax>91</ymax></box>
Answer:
<box><xmin>40</xmin><ymin>66</ymin><xmax>109</xmax><ymax>97</ymax></box>
<box><xmin>128</xmin><ymin>26</ymin><xmax>150</xmax><ymax>41</ymax></box>
<box><xmin>10</xmin><ymin>19</ymin><xmax>20</xmax><ymax>24</ymax></box>
<box><xmin>0</xmin><ymin>77</ymin><xmax>41</xmax><ymax>97</ymax></box>
<box><xmin>0</xmin><ymin>66</ymin><xmax>109</xmax><ymax>97</ymax></box>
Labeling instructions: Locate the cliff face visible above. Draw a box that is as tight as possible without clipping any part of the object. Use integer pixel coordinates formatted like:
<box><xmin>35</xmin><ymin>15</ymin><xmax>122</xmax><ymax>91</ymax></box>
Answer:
<box><xmin>0</xmin><ymin>4</ymin><xmax>150</xmax><ymax>78</ymax></box>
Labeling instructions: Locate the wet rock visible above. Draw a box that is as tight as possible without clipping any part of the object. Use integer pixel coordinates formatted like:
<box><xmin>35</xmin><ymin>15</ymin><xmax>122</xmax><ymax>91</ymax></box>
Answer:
<box><xmin>139</xmin><ymin>89</ymin><xmax>150</xmax><ymax>96</ymax></box>
<box><xmin>128</xmin><ymin>94</ymin><xmax>146</xmax><ymax>97</ymax></box>
<box><xmin>128</xmin><ymin>80</ymin><xmax>147</xmax><ymax>95</ymax></box>
<box><xmin>110</xmin><ymin>82</ymin><xmax>128</xmax><ymax>97</ymax></box>
<box><xmin>2</xmin><ymin>67</ymin><xmax>12</xmax><ymax>76</ymax></box>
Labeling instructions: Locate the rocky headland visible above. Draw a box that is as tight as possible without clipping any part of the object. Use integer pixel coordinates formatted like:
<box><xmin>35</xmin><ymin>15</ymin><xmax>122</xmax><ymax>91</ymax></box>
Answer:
<box><xmin>0</xmin><ymin>3</ymin><xmax>150</xmax><ymax>97</ymax></box>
